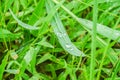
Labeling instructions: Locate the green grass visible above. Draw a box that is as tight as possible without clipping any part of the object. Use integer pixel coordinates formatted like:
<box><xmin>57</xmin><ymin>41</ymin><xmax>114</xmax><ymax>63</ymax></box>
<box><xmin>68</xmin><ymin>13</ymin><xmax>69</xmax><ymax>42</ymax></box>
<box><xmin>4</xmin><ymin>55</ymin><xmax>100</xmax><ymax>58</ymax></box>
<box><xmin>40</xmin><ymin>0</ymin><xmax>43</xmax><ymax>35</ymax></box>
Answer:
<box><xmin>0</xmin><ymin>0</ymin><xmax>120</xmax><ymax>80</ymax></box>
<box><xmin>90</xmin><ymin>0</ymin><xmax>98</xmax><ymax>80</ymax></box>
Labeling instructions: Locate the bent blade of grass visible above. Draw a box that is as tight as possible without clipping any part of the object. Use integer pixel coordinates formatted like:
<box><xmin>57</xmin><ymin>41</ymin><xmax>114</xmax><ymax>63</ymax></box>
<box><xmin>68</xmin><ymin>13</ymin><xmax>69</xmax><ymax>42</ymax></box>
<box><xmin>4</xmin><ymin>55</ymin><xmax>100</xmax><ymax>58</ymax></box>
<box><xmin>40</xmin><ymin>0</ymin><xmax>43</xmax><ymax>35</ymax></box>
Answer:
<box><xmin>5</xmin><ymin>69</ymin><xmax>20</xmax><ymax>74</ymax></box>
<box><xmin>9</xmin><ymin>9</ymin><xmax>39</xmax><ymax>30</ymax></box>
<box><xmin>37</xmin><ymin>53</ymin><xmax>53</xmax><ymax>65</ymax></box>
<box><xmin>46</xmin><ymin>0</ymin><xmax>85</xmax><ymax>56</ymax></box>
<box><xmin>37</xmin><ymin>40</ymin><xmax>54</xmax><ymax>48</ymax></box>
<box><xmin>0</xmin><ymin>28</ymin><xmax>22</xmax><ymax>42</ymax></box>
<box><xmin>78</xmin><ymin>18</ymin><xmax>120</xmax><ymax>42</ymax></box>
<box><xmin>53</xmin><ymin>14</ymin><xmax>85</xmax><ymax>56</ymax></box>
<box><xmin>4</xmin><ymin>7</ymin><xmax>34</xmax><ymax>18</ymax></box>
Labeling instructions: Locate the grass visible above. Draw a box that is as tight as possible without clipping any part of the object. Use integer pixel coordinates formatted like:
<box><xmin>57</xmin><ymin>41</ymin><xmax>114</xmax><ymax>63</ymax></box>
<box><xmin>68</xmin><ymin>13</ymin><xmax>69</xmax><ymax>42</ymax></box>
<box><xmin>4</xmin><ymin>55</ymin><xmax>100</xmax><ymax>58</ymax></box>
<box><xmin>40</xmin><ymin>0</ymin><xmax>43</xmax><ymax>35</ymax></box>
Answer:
<box><xmin>0</xmin><ymin>0</ymin><xmax>120</xmax><ymax>80</ymax></box>
<box><xmin>90</xmin><ymin>0</ymin><xmax>98</xmax><ymax>80</ymax></box>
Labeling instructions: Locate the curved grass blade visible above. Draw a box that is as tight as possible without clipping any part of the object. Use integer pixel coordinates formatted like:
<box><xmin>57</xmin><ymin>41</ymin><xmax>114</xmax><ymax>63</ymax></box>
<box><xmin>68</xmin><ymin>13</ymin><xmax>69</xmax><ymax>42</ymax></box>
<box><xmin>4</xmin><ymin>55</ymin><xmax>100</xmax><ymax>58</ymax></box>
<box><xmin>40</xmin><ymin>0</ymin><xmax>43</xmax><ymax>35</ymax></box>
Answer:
<box><xmin>52</xmin><ymin>14</ymin><xmax>85</xmax><ymax>56</ymax></box>
<box><xmin>0</xmin><ymin>28</ymin><xmax>21</xmax><ymax>42</ymax></box>
<box><xmin>9</xmin><ymin>9</ymin><xmax>39</xmax><ymax>30</ymax></box>
<box><xmin>46</xmin><ymin>0</ymin><xmax>85</xmax><ymax>56</ymax></box>
<box><xmin>79</xmin><ymin>18</ymin><xmax>120</xmax><ymax>42</ymax></box>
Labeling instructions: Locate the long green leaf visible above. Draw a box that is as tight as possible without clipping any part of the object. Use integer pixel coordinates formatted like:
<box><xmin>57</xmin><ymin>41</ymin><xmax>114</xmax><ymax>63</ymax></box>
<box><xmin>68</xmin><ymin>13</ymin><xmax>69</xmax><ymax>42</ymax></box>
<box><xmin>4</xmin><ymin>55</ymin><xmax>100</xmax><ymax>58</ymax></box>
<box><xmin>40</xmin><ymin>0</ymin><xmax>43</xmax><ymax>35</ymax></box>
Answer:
<box><xmin>37</xmin><ymin>53</ymin><xmax>53</xmax><ymax>65</ymax></box>
<box><xmin>46</xmin><ymin>0</ymin><xmax>85</xmax><ymax>56</ymax></box>
<box><xmin>79</xmin><ymin>18</ymin><xmax>120</xmax><ymax>42</ymax></box>
<box><xmin>9</xmin><ymin>9</ymin><xmax>39</xmax><ymax>30</ymax></box>
<box><xmin>90</xmin><ymin>0</ymin><xmax>98</xmax><ymax>79</ymax></box>
<box><xmin>0</xmin><ymin>28</ymin><xmax>21</xmax><ymax>42</ymax></box>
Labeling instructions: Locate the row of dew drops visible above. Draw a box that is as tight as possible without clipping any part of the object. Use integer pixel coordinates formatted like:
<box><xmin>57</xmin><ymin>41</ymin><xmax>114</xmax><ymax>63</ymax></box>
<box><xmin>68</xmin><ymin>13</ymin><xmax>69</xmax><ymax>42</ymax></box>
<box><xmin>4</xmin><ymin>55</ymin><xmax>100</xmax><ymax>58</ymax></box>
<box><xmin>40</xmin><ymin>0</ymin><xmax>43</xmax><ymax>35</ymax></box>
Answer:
<box><xmin>56</xmin><ymin>32</ymin><xmax>74</xmax><ymax>51</ymax></box>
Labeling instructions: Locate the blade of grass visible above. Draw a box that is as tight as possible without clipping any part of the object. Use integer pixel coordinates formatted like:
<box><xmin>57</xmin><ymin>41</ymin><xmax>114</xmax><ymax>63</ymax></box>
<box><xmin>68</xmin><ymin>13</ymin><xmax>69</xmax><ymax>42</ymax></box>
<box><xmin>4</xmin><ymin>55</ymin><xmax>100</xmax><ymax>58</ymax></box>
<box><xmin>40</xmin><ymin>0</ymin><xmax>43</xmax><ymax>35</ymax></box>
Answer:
<box><xmin>28</xmin><ymin>0</ymin><xmax>45</xmax><ymax>25</ymax></box>
<box><xmin>46</xmin><ymin>0</ymin><xmax>85</xmax><ymax>56</ymax></box>
<box><xmin>90</xmin><ymin>0</ymin><xmax>98</xmax><ymax>80</ymax></box>
<box><xmin>5</xmin><ymin>7</ymin><xmax>34</xmax><ymax>18</ymax></box>
<box><xmin>0</xmin><ymin>28</ymin><xmax>22</xmax><ymax>42</ymax></box>
<box><xmin>9</xmin><ymin>9</ymin><xmax>39</xmax><ymax>30</ymax></box>
<box><xmin>5</xmin><ymin>69</ymin><xmax>19</xmax><ymax>74</ymax></box>
<box><xmin>28</xmin><ymin>45</ymin><xmax>41</xmax><ymax>74</ymax></box>
<box><xmin>78</xmin><ymin>18</ymin><xmax>120</xmax><ymax>42</ymax></box>
<box><xmin>37</xmin><ymin>53</ymin><xmax>53</xmax><ymax>65</ymax></box>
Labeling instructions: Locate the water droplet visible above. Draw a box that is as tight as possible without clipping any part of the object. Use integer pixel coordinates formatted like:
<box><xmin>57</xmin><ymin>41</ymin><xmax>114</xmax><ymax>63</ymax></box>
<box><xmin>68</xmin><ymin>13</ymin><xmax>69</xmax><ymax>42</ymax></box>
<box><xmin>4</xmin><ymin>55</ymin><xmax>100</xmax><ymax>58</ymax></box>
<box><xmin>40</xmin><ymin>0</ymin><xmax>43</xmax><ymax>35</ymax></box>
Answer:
<box><xmin>56</xmin><ymin>32</ymin><xmax>62</xmax><ymax>37</ymax></box>
<box><xmin>65</xmin><ymin>44</ymin><xmax>74</xmax><ymax>51</ymax></box>
<box><xmin>70</xmin><ymin>48</ymin><xmax>74</xmax><ymax>51</ymax></box>
<box><xmin>116</xmin><ymin>33</ymin><xmax>120</xmax><ymax>36</ymax></box>
<box><xmin>66</xmin><ymin>44</ymin><xmax>71</xmax><ymax>48</ymax></box>
<box><xmin>56</xmin><ymin>32</ymin><xmax>67</xmax><ymax>38</ymax></box>
<box><xmin>63</xmin><ymin>33</ymin><xmax>67</xmax><ymax>36</ymax></box>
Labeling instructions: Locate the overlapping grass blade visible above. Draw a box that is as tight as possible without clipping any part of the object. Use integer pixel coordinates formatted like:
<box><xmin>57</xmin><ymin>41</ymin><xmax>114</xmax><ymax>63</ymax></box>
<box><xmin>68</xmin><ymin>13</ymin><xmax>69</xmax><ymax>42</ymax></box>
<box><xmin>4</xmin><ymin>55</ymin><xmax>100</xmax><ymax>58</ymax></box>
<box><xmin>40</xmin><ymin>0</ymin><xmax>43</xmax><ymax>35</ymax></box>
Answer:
<box><xmin>9</xmin><ymin>9</ymin><xmax>39</xmax><ymax>30</ymax></box>
<box><xmin>52</xmin><ymin>14</ymin><xmax>85</xmax><ymax>56</ymax></box>
<box><xmin>37</xmin><ymin>53</ymin><xmax>53</xmax><ymax>65</ymax></box>
<box><xmin>46</xmin><ymin>0</ymin><xmax>85</xmax><ymax>56</ymax></box>
<box><xmin>78</xmin><ymin>18</ymin><xmax>120</xmax><ymax>42</ymax></box>
<box><xmin>0</xmin><ymin>28</ymin><xmax>21</xmax><ymax>42</ymax></box>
